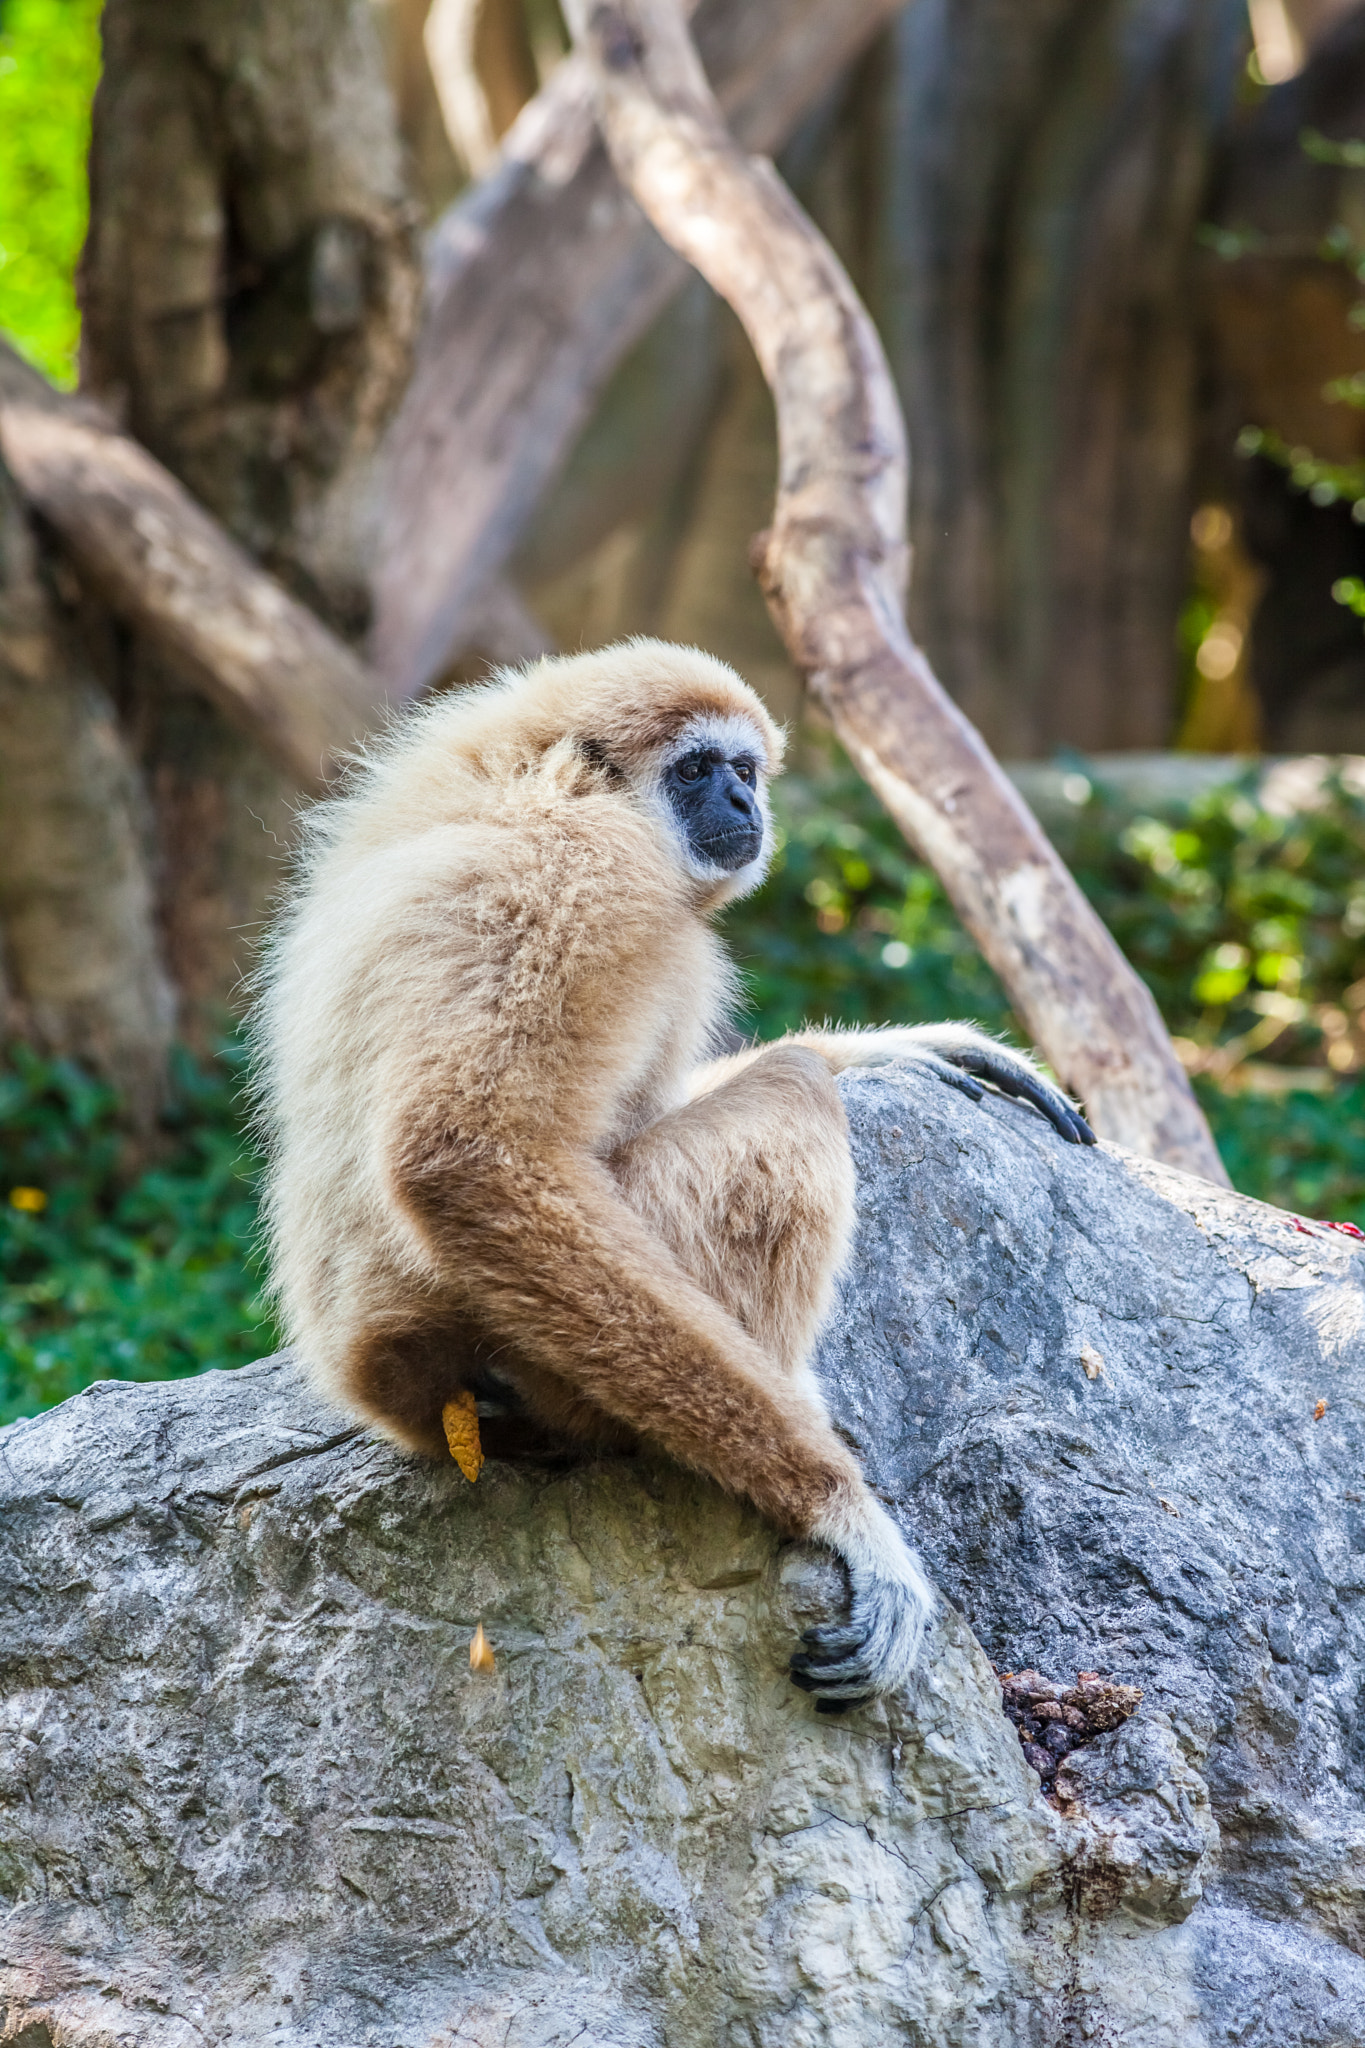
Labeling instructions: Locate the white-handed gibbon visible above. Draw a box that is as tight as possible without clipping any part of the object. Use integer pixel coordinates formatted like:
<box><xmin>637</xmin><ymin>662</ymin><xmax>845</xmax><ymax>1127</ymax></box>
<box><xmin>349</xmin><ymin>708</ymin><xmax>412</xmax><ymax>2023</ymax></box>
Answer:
<box><xmin>255</xmin><ymin>640</ymin><xmax>1092</xmax><ymax>1708</ymax></box>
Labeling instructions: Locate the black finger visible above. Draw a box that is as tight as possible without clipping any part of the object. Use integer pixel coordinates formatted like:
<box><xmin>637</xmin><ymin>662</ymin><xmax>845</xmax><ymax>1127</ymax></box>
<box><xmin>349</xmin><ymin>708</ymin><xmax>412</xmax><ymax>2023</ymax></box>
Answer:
<box><xmin>791</xmin><ymin>1666</ymin><xmax>875</xmax><ymax>1693</ymax></box>
<box><xmin>799</xmin><ymin>1623</ymin><xmax>864</xmax><ymax>1654</ymax></box>
<box><xmin>790</xmin><ymin>1654</ymin><xmax>875</xmax><ymax>1688</ymax></box>
<box><xmin>816</xmin><ymin>1695</ymin><xmax>870</xmax><ymax>1715</ymax></box>
<box><xmin>789</xmin><ymin>1662</ymin><xmax>863</xmax><ymax>1695</ymax></box>
<box><xmin>922</xmin><ymin>1055</ymin><xmax>984</xmax><ymax>1101</ymax></box>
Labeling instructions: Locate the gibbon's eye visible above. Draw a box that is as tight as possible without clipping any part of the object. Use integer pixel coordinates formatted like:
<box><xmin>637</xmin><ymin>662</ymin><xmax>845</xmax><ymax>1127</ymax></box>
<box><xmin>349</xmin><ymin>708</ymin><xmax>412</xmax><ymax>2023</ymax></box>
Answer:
<box><xmin>675</xmin><ymin>753</ymin><xmax>707</xmax><ymax>784</ymax></box>
<box><xmin>733</xmin><ymin>758</ymin><xmax>757</xmax><ymax>786</ymax></box>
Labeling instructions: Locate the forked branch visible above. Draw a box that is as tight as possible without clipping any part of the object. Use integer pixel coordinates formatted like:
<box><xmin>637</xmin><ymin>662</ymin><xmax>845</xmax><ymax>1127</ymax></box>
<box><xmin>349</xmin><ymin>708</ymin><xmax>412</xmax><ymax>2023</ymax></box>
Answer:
<box><xmin>565</xmin><ymin>0</ymin><xmax>1226</xmax><ymax>1180</ymax></box>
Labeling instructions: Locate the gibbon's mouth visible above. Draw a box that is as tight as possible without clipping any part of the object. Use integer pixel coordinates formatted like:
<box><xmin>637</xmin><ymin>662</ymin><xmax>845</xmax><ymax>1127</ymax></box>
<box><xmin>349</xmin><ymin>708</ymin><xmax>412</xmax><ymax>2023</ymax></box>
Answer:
<box><xmin>696</xmin><ymin>823</ymin><xmax>764</xmax><ymax>872</ymax></box>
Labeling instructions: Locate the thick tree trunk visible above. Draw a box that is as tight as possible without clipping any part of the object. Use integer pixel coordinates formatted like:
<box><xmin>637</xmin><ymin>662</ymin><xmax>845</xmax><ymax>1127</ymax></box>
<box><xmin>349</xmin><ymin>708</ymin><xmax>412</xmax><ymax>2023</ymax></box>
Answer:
<box><xmin>78</xmin><ymin>0</ymin><xmax>421</xmax><ymax>1041</ymax></box>
<box><xmin>1200</xmin><ymin>6</ymin><xmax>1365</xmax><ymax>753</ymax></box>
<box><xmin>864</xmin><ymin>0</ymin><xmax>1248</xmax><ymax>759</ymax></box>
<box><xmin>470</xmin><ymin>3</ymin><xmax>1248</xmax><ymax>760</ymax></box>
<box><xmin>0</xmin><ymin>344</ymin><xmax>384</xmax><ymax>790</ymax></box>
<box><xmin>0</xmin><ymin>461</ymin><xmax>172</xmax><ymax>1129</ymax></box>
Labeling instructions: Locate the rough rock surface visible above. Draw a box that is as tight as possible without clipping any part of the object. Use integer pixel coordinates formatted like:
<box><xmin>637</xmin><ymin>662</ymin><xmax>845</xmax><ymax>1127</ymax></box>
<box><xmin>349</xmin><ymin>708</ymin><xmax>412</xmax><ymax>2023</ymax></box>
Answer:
<box><xmin>1</xmin><ymin>1067</ymin><xmax>1364</xmax><ymax>2045</ymax></box>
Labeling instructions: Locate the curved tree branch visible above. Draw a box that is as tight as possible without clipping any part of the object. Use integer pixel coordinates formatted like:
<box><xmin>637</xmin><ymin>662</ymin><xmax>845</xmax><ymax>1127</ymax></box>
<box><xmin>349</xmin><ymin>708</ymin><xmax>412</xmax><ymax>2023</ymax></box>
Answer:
<box><xmin>565</xmin><ymin>0</ymin><xmax>1226</xmax><ymax>1180</ymax></box>
<box><xmin>372</xmin><ymin>0</ymin><xmax>914</xmax><ymax>701</ymax></box>
<box><xmin>0</xmin><ymin>343</ymin><xmax>385</xmax><ymax>793</ymax></box>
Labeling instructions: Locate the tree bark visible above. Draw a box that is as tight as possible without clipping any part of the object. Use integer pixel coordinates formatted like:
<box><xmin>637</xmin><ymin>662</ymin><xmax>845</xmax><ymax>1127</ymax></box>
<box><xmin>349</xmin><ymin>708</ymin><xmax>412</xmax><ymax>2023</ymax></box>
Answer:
<box><xmin>0</xmin><ymin>459</ymin><xmax>173</xmax><ymax>1130</ymax></box>
<box><xmin>863</xmin><ymin>0</ymin><xmax>1247</xmax><ymax>759</ymax></box>
<box><xmin>1200</xmin><ymin>7</ymin><xmax>1365</xmax><ymax>753</ymax></box>
<box><xmin>567</xmin><ymin>0</ymin><xmax>1226</xmax><ymax>1180</ymax></box>
<box><xmin>78</xmin><ymin>0</ymin><xmax>422</xmax><ymax>1039</ymax></box>
<box><xmin>372</xmin><ymin>0</ymin><xmax>914</xmax><ymax>701</ymax></box>
<box><xmin>424</xmin><ymin>0</ymin><xmax>541</xmax><ymax>174</ymax></box>
<box><xmin>0</xmin><ymin>344</ymin><xmax>384</xmax><ymax>791</ymax></box>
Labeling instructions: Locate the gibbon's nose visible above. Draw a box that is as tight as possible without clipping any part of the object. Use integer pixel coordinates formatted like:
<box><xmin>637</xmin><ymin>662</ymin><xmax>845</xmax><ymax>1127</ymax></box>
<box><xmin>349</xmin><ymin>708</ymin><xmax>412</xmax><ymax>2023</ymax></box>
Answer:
<box><xmin>698</xmin><ymin>766</ymin><xmax>762</xmax><ymax>870</ymax></box>
<box><xmin>725</xmin><ymin>774</ymin><xmax>757</xmax><ymax>820</ymax></box>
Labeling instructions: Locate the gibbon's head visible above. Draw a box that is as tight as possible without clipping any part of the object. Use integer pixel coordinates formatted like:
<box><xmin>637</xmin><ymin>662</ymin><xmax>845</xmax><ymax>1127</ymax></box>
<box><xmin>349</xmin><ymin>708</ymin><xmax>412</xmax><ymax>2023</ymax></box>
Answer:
<box><xmin>566</xmin><ymin>640</ymin><xmax>784</xmax><ymax>900</ymax></box>
<box><xmin>398</xmin><ymin>639</ymin><xmax>786</xmax><ymax>905</ymax></box>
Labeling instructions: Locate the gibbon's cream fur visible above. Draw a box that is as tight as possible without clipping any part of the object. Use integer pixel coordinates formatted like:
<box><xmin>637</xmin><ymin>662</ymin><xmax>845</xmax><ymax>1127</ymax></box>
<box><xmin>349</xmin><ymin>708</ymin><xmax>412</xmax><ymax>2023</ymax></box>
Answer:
<box><xmin>255</xmin><ymin>639</ymin><xmax>1092</xmax><ymax>1706</ymax></box>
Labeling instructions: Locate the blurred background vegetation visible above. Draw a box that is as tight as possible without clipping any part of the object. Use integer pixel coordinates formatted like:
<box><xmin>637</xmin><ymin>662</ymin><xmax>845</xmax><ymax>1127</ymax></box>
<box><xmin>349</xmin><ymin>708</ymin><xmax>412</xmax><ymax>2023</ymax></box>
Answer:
<box><xmin>7</xmin><ymin>752</ymin><xmax>1364</xmax><ymax>1425</ymax></box>
<box><xmin>3</xmin><ymin>0</ymin><xmax>1365</xmax><ymax>1423</ymax></box>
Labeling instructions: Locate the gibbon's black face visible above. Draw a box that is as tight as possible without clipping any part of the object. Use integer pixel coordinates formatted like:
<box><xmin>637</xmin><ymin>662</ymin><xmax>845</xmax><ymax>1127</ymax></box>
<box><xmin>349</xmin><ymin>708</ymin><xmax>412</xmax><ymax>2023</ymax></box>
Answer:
<box><xmin>663</xmin><ymin>740</ymin><xmax>764</xmax><ymax>873</ymax></box>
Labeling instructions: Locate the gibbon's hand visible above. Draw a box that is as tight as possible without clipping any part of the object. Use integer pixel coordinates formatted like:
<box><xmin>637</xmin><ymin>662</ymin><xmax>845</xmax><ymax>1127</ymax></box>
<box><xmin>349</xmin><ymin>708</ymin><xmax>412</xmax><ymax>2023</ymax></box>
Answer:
<box><xmin>788</xmin><ymin>1500</ymin><xmax>937</xmax><ymax>1713</ymax></box>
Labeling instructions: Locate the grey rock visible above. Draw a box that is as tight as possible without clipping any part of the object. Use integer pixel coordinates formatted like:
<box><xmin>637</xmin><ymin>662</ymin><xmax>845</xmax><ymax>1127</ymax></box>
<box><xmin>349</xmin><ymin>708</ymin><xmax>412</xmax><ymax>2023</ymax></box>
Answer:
<box><xmin>0</xmin><ymin>1065</ymin><xmax>1363</xmax><ymax>2044</ymax></box>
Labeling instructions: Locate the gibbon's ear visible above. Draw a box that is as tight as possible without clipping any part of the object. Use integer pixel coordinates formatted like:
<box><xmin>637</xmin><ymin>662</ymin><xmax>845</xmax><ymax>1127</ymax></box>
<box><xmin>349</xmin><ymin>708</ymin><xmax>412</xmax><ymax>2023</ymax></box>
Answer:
<box><xmin>576</xmin><ymin>735</ymin><xmax>627</xmax><ymax>785</ymax></box>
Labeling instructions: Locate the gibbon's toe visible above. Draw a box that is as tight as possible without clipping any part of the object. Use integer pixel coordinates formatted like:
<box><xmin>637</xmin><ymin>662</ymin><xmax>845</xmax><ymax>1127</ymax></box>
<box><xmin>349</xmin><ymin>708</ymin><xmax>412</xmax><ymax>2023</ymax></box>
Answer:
<box><xmin>931</xmin><ymin>1041</ymin><xmax>1096</xmax><ymax>1147</ymax></box>
<box><xmin>904</xmin><ymin>1050</ymin><xmax>986</xmax><ymax>1103</ymax></box>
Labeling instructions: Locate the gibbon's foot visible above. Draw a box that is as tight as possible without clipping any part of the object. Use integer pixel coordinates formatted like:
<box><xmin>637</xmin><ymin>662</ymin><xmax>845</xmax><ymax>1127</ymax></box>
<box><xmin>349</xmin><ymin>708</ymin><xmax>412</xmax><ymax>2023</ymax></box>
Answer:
<box><xmin>938</xmin><ymin>1042</ymin><xmax>1095</xmax><ymax>1146</ymax></box>
<box><xmin>789</xmin><ymin>1499</ymin><xmax>936</xmax><ymax>1712</ymax></box>
<box><xmin>887</xmin><ymin>1038</ymin><xmax>1095</xmax><ymax>1147</ymax></box>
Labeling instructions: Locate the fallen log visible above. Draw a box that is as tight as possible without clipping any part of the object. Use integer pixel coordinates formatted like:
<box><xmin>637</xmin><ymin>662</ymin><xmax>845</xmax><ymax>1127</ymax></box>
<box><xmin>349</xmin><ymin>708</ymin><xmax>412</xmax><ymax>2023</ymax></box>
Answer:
<box><xmin>565</xmin><ymin>0</ymin><xmax>1226</xmax><ymax>1182</ymax></box>
<box><xmin>371</xmin><ymin>0</ymin><xmax>912</xmax><ymax>701</ymax></box>
<box><xmin>1</xmin><ymin>1068</ymin><xmax>1360</xmax><ymax>2039</ymax></box>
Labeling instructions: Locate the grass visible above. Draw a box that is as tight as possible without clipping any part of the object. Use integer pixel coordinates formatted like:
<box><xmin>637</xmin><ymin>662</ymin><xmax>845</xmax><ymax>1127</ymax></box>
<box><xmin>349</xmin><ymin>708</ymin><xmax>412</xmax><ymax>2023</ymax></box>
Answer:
<box><xmin>4</xmin><ymin>752</ymin><xmax>1363</xmax><ymax>1424</ymax></box>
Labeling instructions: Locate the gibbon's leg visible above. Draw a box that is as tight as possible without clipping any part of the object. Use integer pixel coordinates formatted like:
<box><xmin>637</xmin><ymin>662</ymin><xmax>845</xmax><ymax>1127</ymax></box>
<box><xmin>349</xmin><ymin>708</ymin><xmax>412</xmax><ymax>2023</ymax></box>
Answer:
<box><xmin>378</xmin><ymin>1047</ymin><xmax>935</xmax><ymax>1706</ymax></box>
<box><xmin>608</xmin><ymin>1044</ymin><xmax>855</xmax><ymax>1379</ymax></box>
<box><xmin>346</xmin><ymin>1308</ymin><xmax>637</xmax><ymax>1461</ymax></box>
<box><xmin>693</xmin><ymin>1023</ymin><xmax>1095</xmax><ymax>1146</ymax></box>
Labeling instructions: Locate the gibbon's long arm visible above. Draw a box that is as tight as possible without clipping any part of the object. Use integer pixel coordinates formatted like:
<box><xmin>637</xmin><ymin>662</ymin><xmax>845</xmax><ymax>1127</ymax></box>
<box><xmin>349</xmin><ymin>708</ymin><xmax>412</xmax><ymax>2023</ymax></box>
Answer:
<box><xmin>391</xmin><ymin>1139</ymin><xmax>857</xmax><ymax>1534</ymax></box>
<box><xmin>386</xmin><ymin>1129</ymin><xmax>935</xmax><ymax>1703</ymax></box>
<box><xmin>692</xmin><ymin>1023</ymin><xmax>1095</xmax><ymax>1146</ymax></box>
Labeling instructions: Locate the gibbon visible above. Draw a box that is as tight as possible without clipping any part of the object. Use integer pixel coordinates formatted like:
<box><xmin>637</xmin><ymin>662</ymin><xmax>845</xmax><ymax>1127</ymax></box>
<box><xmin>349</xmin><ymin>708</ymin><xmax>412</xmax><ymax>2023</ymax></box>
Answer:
<box><xmin>255</xmin><ymin>640</ymin><xmax>1092</xmax><ymax>1708</ymax></box>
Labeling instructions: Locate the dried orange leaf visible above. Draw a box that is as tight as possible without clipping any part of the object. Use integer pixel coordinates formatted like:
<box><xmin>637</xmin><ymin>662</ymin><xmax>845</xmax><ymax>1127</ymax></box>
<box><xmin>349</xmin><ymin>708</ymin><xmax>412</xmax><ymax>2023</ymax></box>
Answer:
<box><xmin>443</xmin><ymin>1389</ymin><xmax>484</xmax><ymax>1482</ymax></box>
<box><xmin>469</xmin><ymin>1622</ymin><xmax>495</xmax><ymax>1674</ymax></box>
<box><xmin>1314</xmin><ymin>1398</ymin><xmax>1328</xmax><ymax>1420</ymax></box>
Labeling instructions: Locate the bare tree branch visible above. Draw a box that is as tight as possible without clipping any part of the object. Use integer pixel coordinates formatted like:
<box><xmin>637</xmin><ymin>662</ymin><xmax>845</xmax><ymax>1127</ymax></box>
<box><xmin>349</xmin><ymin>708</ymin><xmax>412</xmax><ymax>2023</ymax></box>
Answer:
<box><xmin>0</xmin><ymin>343</ymin><xmax>385</xmax><ymax>792</ymax></box>
<box><xmin>565</xmin><ymin>0</ymin><xmax>1227</xmax><ymax>1181</ymax></box>
<box><xmin>372</xmin><ymin>0</ymin><xmax>912</xmax><ymax>701</ymax></box>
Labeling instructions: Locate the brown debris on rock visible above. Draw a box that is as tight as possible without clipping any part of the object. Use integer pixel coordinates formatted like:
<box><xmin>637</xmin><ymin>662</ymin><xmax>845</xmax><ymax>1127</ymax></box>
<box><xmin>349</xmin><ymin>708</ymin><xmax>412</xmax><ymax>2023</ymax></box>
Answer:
<box><xmin>997</xmin><ymin>1666</ymin><xmax>1143</xmax><ymax>1800</ymax></box>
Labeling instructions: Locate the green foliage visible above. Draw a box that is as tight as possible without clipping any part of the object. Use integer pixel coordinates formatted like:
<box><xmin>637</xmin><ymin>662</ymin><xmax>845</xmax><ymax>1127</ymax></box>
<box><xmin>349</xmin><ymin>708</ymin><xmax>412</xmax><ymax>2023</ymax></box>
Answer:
<box><xmin>1042</xmin><ymin>767</ymin><xmax>1365</xmax><ymax>1051</ymax></box>
<box><xmin>1199</xmin><ymin>1075</ymin><xmax>1365</xmax><ymax>1223</ymax></box>
<box><xmin>0</xmin><ymin>1042</ymin><xmax>276</xmax><ymax>1424</ymax></box>
<box><xmin>0</xmin><ymin>0</ymin><xmax>103</xmax><ymax>385</ymax></box>
<box><xmin>722</xmin><ymin>755</ymin><xmax>1011</xmax><ymax>1041</ymax></box>
<box><xmin>1301</xmin><ymin>126</ymin><xmax>1365</xmax><ymax>172</ymax></box>
<box><xmin>1235</xmin><ymin>423</ymin><xmax>1365</xmax><ymax>520</ymax></box>
<box><xmin>726</xmin><ymin>752</ymin><xmax>1365</xmax><ymax>1067</ymax></box>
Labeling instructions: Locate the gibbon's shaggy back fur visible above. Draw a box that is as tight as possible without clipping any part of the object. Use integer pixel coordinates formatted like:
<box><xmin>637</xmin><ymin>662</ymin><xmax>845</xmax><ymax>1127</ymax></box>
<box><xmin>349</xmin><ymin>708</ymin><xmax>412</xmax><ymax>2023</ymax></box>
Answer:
<box><xmin>256</xmin><ymin>637</ymin><xmax>1091</xmax><ymax>1706</ymax></box>
<box><xmin>258</xmin><ymin>640</ymin><xmax>782</xmax><ymax>1415</ymax></box>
